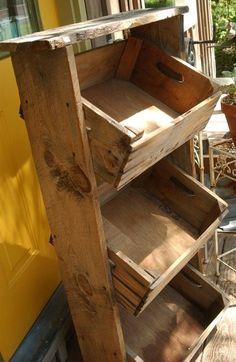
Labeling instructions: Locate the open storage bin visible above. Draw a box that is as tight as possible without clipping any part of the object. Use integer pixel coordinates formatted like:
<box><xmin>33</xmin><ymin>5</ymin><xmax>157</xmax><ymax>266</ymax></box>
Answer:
<box><xmin>102</xmin><ymin>159</ymin><xmax>227</xmax><ymax>315</ymax></box>
<box><xmin>122</xmin><ymin>264</ymin><xmax>227</xmax><ymax>362</ymax></box>
<box><xmin>77</xmin><ymin>37</ymin><xmax>220</xmax><ymax>189</ymax></box>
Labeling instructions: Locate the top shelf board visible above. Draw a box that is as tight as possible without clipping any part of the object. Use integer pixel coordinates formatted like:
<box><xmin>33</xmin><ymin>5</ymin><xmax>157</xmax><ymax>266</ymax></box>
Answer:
<box><xmin>0</xmin><ymin>7</ymin><xmax>188</xmax><ymax>52</ymax></box>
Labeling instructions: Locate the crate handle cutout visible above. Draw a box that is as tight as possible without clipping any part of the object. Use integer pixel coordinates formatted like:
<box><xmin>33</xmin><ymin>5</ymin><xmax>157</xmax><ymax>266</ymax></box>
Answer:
<box><xmin>181</xmin><ymin>271</ymin><xmax>202</xmax><ymax>288</ymax></box>
<box><xmin>170</xmin><ymin>176</ymin><xmax>195</xmax><ymax>197</ymax></box>
<box><xmin>156</xmin><ymin>62</ymin><xmax>184</xmax><ymax>83</ymax></box>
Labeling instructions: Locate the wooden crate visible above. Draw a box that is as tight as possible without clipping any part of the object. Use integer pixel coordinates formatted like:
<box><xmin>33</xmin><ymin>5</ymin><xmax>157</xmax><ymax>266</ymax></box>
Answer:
<box><xmin>101</xmin><ymin>159</ymin><xmax>227</xmax><ymax>315</ymax></box>
<box><xmin>122</xmin><ymin>264</ymin><xmax>227</xmax><ymax>362</ymax></box>
<box><xmin>77</xmin><ymin>37</ymin><xmax>220</xmax><ymax>189</ymax></box>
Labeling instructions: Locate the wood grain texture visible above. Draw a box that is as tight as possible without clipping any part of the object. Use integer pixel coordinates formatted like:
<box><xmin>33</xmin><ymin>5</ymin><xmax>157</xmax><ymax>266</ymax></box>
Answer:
<box><xmin>131</xmin><ymin>14</ymin><xmax>184</xmax><ymax>57</ymax></box>
<box><xmin>82</xmin><ymin>75</ymin><xmax>219</xmax><ymax>188</ymax></box>
<box><xmin>116</xmin><ymin>37</ymin><xmax>143</xmax><ymax>80</ymax></box>
<box><xmin>118</xmin><ymin>92</ymin><xmax>220</xmax><ymax>189</ymax></box>
<box><xmin>195</xmin><ymin>305</ymin><xmax>236</xmax><ymax>362</ymax></box>
<box><xmin>131</xmin><ymin>40</ymin><xmax>214</xmax><ymax>114</ymax></box>
<box><xmin>82</xmin><ymin>97</ymin><xmax>133</xmax><ymax>185</ymax></box>
<box><xmin>80</xmin><ymin>38</ymin><xmax>220</xmax><ymax>188</ymax></box>
<box><xmin>0</xmin><ymin>7</ymin><xmax>189</xmax><ymax>52</ymax></box>
<box><xmin>101</xmin><ymin>160</ymin><xmax>227</xmax><ymax>314</ymax></box>
<box><xmin>121</xmin><ymin>267</ymin><xmax>224</xmax><ymax>362</ymax></box>
<box><xmin>12</xmin><ymin>46</ymin><xmax>126</xmax><ymax>362</ymax></box>
<box><xmin>76</xmin><ymin>41</ymin><xmax>126</xmax><ymax>90</ymax></box>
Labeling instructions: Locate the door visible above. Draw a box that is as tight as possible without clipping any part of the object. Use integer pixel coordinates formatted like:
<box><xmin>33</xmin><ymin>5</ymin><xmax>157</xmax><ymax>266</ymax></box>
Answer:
<box><xmin>0</xmin><ymin>1</ymin><xmax>61</xmax><ymax>360</ymax></box>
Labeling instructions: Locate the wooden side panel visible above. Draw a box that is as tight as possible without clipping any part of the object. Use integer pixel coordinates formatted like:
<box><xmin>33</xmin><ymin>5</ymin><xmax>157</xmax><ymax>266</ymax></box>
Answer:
<box><xmin>118</xmin><ymin>93</ymin><xmax>220</xmax><ymax>188</ymax></box>
<box><xmin>104</xmin><ymin>218</ymin><xmax>153</xmax><ymax>314</ymax></box>
<box><xmin>131</xmin><ymin>14</ymin><xmax>196</xmax><ymax>178</ymax></box>
<box><xmin>131</xmin><ymin>15</ymin><xmax>184</xmax><ymax>57</ymax></box>
<box><xmin>146</xmin><ymin>158</ymin><xmax>227</xmax><ymax>231</ymax></box>
<box><xmin>116</xmin><ymin>38</ymin><xmax>143</xmax><ymax>81</ymax></box>
<box><xmin>131</xmin><ymin>41</ymin><xmax>214</xmax><ymax>114</ymax></box>
<box><xmin>75</xmin><ymin>41</ymin><xmax>126</xmax><ymax>90</ymax></box>
<box><xmin>82</xmin><ymin>98</ymin><xmax>132</xmax><ymax>185</ymax></box>
<box><xmin>12</xmin><ymin>46</ymin><xmax>126</xmax><ymax>362</ymax></box>
<box><xmin>170</xmin><ymin>264</ymin><xmax>225</xmax><ymax>312</ymax></box>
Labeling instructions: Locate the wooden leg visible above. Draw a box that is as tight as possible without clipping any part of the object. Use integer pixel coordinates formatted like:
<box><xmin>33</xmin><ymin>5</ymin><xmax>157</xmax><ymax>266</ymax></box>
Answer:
<box><xmin>12</xmin><ymin>45</ymin><xmax>126</xmax><ymax>362</ymax></box>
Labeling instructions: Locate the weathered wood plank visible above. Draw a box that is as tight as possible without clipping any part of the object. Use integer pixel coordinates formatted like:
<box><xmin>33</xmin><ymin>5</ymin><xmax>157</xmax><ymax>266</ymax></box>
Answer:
<box><xmin>170</xmin><ymin>264</ymin><xmax>225</xmax><ymax>312</ymax></box>
<box><xmin>131</xmin><ymin>40</ymin><xmax>214</xmax><ymax>114</ymax></box>
<box><xmin>75</xmin><ymin>38</ymin><xmax>126</xmax><ymax>90</ymax></box>
<box><xmin>195</xmin><ymin>305</ymin><xmax>236</xmax><ymax>362</ymax></box>
<box><xmin>121</xmin><ymin>267</ymin><xmax>227</xmax><ymax>362</ymax></box>
<box><xmin>101</xmin><ymin>160</ymin><xmax>227</xmax><ymax>314</ymax></box>
<box><xmin>118</xmin><ymin>92</ymin><xmax>220</xmax><ymax>188</ymax></box>
<box><xmin>131</xmin><ymin>15</ymin><xmax>184</xmax><ymax>57</ymax></box>
<box><xmin>12</xmin><ymin>45</ymin><xmax>126</xmax><ymax>362</ymax></box>
<box><xmin>116</xmin><ymin>37</ymin><xmax>143</xmax><ymax>81</ymax></box>
<box><xmin>82</xmin><ymin>97</ymin><xmax>133</xmax><ymax>184</ymax></box>
<box><xmin>0</xmin><ymin>7</ymin><xmax>189</xmax><ymax>52</ymax></box>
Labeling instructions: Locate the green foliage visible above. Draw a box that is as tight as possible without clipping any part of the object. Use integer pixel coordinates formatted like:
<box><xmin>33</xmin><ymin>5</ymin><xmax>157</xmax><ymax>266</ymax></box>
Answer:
<box><xmin>222</xmin><ymin>84</ymin><xmax>236</xmax><ymax>105</ymax></box>
<box><xmin>212</xmin><ymin>0</ymin><xmax>236</xmax><ymax>41</ymax></box>
<box><xmin>212</xmin><ymin>0</ymin><xmax>236</xmax><ymax>76</ymax></box>
<box><xmin>145</xmin><ymin>0</ymin><xmax>174</xmax><ymax>8</ymax></box>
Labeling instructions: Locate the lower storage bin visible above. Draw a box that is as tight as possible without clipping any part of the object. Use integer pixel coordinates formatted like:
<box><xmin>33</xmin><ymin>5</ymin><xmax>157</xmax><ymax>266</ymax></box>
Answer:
<box><xmin>102</xmin><ymin>159</ymin><xmax>227</xmax><ymax>315</ymax></box>
<box><xmin>122</xmin><ymin>264</ymin><xmax>227</xmax><ymax>362</ymax></box>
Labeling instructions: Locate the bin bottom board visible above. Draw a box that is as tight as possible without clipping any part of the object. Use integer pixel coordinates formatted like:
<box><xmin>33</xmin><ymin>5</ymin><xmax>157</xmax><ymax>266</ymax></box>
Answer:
<box><xmin>121</xmin><ymin>284</ymin><xmax>207</xmax><ymax>362</ymax></box>
<box><xmin>102</xmin><ymin>186</ymin><xmax>198</xmax><ymax>277</ymax></box>
<box><xmin>82</xmin><ymin>78</ymin><xmax>178</xmax><ymax>135</ymax></box>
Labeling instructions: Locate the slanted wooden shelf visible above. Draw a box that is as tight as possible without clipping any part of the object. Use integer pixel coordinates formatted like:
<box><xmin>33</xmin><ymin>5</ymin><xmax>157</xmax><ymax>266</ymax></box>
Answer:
<box><xmin>1</xmin><ymin>6</ymin><xmax>229</xmax><ymax>362</ymax></box>
<box><xmin>121</xmin><ymin>264</ymin><xmax>227</xmax><ymax>362</ymax></box>
<box><xmin>78</xmin><ymin>37</ymin><xmax>220</xmax><ymax>188</ymax></box>
<box><xmin>102</xmin><ymin>159</ymin><xmax>227</xmax><ymax>315</ymax></box>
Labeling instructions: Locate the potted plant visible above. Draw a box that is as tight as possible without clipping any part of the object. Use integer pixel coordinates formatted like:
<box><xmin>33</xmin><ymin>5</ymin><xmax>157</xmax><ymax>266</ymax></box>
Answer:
<box><xmin>221</xmin><ymin>68</ymin><xmax>236</xmax><ymax>146</ymax></box>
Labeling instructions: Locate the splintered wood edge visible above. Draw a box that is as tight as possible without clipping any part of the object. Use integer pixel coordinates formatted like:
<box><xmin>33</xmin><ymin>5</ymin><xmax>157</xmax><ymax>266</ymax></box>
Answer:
<box><xmin>0</xmin><ymin>7</ymin><xmax>189</xmax><ymax>52</ymax></box>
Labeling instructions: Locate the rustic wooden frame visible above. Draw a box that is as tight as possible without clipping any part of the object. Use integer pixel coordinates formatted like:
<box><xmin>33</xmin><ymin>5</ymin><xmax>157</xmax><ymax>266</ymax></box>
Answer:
<box><xmin>0</xmin><ymin>7</ymin><xmax>228</xmax><ymax>362</ymax></box>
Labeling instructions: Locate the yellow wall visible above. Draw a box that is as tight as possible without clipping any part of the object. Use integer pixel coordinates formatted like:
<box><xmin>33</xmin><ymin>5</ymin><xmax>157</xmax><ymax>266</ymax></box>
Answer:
<box><xmin>38</xmin><ymin>0</ymin><xmax>60</xmax><ymax>29</ymax></box>
<box><xmin>0</xmin><ymin>1</ymin><xmax>61</xmax><ymax>360</ymax></box>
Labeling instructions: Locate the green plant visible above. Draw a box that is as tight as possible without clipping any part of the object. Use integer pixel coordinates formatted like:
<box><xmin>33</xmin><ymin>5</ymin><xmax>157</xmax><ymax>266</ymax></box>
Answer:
<box><xmin>145</xmin><ymin>0</ymin><xmax>174</xmax><ymax>8</ymax></box>
<box><xmin>222</xmin><ymin>83</ymin><xmax>236</xmax><ymax>105</ymax></box>
<box><xmin>221</xmin><ymin>67</ymin><xmax>236</xmax><ymax>105</ymax></box>
<box><xmin>212</xmin><ymin>0</ymin><xmax>236</xmax><ymax>76</ymax></box>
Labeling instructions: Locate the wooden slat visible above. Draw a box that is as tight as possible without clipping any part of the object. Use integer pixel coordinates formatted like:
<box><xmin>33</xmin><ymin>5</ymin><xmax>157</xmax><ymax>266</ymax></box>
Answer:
<box><xmin>102</xmin><ymin>159</ymin><xmax>227</xmax><ymax>314</ymax></box>
<box><xmin>112</xmin><ymin>278</ymin><xmax>142</xmax><ymax>307</ymax></box>
<box><xmin>116</xmin><ymin>37</ymin><xmax>143</xmax><ymax>81</ymax></box>
<box><xmin>119</xmin><ymin>0</ymin><xmax>129</xmax><ymax>12</ymax></box>
<box><xmin>75</xmin><ymin>39</ymin><xmax>126</xmax><ymax>90</ymax></box>
<box><xmin>84</xmin><ymin>0</ymin><xmax>107</xmax><ymax>47</ymax></box>
<box><xmin>131</xmin><ymin>14</ymin><xmax>185</xmax><ymax>57</ymax></box>
<box><xmin>170</xmin><ymin>264</ymin><xmax>225</xmax><ymax>312</ymax></box>
<box><xmin>105</xmin><ymin>0</ymin><xmax>124</xmax><ymax>40</ymax></box>
<box><xmin>146</xmin><ymin>158</ymin><xmax>228</xmax><ymax>231</ymax></box>
<box><xmin>0</xmin><ymin>7</ymin><xmax>189</xmax><ymax>52</ymax></box>
<box><xmin>196</xmin><ymin>0</ymin><xmax>216</xmax><ymax>77</ymax></box>
<box><xmin>132</xmin><ymin>0</ymin><xmax>141</xmax><ymax>10</ymax></box>
<box><xmin>108</xmin><ymin>250</ymin><xmax>154</xmax><ymax>288</ymax></box>
<box><xmin>121</xmin><ymin>269</ymin><xmax>227</xmax><ymax>362</ymax></box>
<box><xmin>121</xmin><ymin>283</ymin><xmax>208</xmax><ymax>362</ymax></box>
<box><xmin>194</xmin><ymin>306</ymin><xmax>236</xmax><ymax>362</ymax></box>
<box><xmin>131</xmin><ymin>40</ymin><xmax>214</xmax><ymax>114</ymax></box>
<box><xmin>82</xmin><ymin>97</ymin><xmax>133</xmax><ymax>184</ymax></box>
<box><xmin>82</xmin><ymin>96</ymin><xmax>146</xmax><ymax>185</ymax></box>
<box><xmin>104</xmin><ymin>218</ymin><xmax>154</xmax><ymax>287</ymax></box>
<box><xmin>12</xmin><ymin>45</ymin><xmax>126</xmax><ymax>362</ymax></box>
<box><xmin>118</xmin><ymin>92</ymin><xmax>220</xmax><ymax>189</ymax></box>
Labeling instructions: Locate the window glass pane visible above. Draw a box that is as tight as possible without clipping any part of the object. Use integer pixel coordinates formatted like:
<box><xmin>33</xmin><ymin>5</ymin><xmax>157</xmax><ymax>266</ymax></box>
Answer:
<box><xmin>0</xmin><ymin>0</ymin><xmax>41</xmax><ymax>57</ymax></box>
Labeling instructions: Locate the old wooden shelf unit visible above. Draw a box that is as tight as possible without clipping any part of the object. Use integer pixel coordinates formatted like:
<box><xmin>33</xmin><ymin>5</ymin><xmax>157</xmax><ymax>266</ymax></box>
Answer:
<box><xmin>1</xmin><ymin>6</ymin><xmax>229</xmax><ymax>362</ymax></box>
